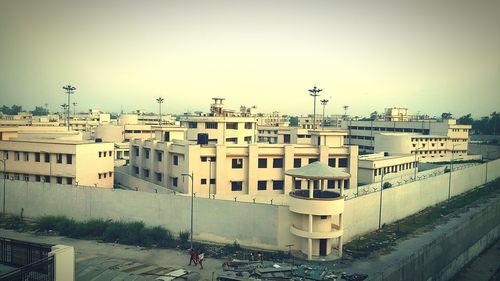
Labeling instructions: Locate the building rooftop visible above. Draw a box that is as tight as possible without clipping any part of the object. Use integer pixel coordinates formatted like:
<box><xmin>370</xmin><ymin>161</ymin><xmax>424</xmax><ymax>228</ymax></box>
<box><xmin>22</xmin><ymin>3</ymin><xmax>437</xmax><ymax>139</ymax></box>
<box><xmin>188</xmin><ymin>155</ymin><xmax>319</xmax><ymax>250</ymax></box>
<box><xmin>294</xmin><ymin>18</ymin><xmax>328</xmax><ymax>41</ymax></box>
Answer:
<box><xmin>285</xmin><ymin>161</ymin><xmax>350</xmax><ymax>180</ymax></box>
<box><xmin>3</xmin><ymin>138</ymin><xmax>112</xmax><ymax>145</ymax></box>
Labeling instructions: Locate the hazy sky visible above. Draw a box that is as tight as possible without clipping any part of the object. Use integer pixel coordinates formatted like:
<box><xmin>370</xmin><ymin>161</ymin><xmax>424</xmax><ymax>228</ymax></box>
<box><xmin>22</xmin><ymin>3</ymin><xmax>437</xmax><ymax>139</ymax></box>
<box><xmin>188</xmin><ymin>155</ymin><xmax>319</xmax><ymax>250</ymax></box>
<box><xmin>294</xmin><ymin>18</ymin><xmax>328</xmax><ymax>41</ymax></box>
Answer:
<box><xmin>1</xmin><ymin>0</ymin><xmax>499</xmax><ymax>118</ymax></box>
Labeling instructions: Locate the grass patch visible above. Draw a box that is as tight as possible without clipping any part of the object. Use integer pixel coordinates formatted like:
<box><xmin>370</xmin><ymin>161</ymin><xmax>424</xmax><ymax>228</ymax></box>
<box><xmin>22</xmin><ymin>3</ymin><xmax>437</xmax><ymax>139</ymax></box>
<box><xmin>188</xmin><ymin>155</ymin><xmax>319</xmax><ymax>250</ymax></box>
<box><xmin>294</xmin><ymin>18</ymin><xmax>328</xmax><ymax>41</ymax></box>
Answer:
<box><xmin>344</xmin><ymin>178</ymin><xmax>500</xmax><ymax>259</ymax></box>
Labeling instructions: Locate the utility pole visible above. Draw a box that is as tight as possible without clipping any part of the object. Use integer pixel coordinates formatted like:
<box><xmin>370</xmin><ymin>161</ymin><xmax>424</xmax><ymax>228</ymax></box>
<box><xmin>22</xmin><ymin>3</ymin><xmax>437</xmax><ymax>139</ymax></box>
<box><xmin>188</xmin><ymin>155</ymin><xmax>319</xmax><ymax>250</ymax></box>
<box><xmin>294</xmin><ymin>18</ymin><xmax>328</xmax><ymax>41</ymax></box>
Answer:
<box><xmin>343</xmin><ymin>105</ymin><xmax>349</xmax><ymax>120</ymax></box>
<box><xmin>182</xmin><ymin>172</ymin><xmax>195</xmax><ymax>249</ymax></box>
<box><xmin>72</xmin><ymin>102</ymin><xmax>77</xmax><ymax>116</ymax></box>
<box><xmin>62</xmin><ymin>84</ymin><xmax>76</xmax><ymax>131</ymax></box>
<box><xmin>0</xmin><ymin>158</ymin><xmax>7</xmax><ymax>215</ymax></box>
<box><xmin>308</xmin><ymin>85</ymin><xmax>322</xmax><ymax>130</ymax></box>
<box><xmin>156</xmin><ymin>97</ymin><xmax>164</xmax><ymax>127</ymax></box>
<box><xmin>320</xmin><ymin>99</ymin><xmax>329</xmax><ymax>130</ymax></box>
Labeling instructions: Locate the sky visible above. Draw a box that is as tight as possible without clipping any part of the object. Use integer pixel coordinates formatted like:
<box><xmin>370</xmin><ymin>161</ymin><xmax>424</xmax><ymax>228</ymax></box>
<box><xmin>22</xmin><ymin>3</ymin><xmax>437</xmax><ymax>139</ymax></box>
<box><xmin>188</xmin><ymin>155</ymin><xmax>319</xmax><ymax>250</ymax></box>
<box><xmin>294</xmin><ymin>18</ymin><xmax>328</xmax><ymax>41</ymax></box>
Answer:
<box><xmin>0</xmin><ymin>0</ymin><xmax>499</xmax><ymax>118</ymax></box>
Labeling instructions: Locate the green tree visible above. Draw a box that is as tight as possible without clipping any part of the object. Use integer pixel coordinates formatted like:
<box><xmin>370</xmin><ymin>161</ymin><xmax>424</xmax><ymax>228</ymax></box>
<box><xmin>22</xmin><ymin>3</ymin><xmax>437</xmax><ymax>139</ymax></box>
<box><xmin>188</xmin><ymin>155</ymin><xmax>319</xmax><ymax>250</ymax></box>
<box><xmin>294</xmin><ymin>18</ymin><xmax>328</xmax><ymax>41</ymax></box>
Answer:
<box><xmin>457</xmin><ymin>114</ymin><xmax>473</xmax><ymax>125</ymax></box>
<box><xmin>31</xmin><ymin>106</ymin><xmax>49</xmax><ymax>116</ymax></box>
<box><xmin>289</xmin><ymin>116</ymin><xmax>299</xmax><ymax>126</ymax></box>
<box><xmin>441</xmin><ymin>112</ymin><xmax>452</xmax><ymax>120</ymax></box>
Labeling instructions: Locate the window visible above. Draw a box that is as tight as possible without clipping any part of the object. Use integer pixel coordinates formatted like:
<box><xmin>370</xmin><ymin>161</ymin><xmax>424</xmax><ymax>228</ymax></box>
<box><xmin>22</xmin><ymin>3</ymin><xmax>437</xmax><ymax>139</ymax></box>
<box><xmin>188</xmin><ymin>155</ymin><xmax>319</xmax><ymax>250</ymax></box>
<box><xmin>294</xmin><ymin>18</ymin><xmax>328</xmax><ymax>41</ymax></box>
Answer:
<box><xmin>327</xmin><ymin>180</ymin><xmax>335</xmax><ymax>189</ymax></box>
<box><xmin>308</xmin><ymin>158</ymin><xmax>318</xmax><ymax>164</ymax></box>
<box><xmin>231</xmin><ymin>181</ymin><xmax>243</xmax><ymax>191</ymax></box>
<box><xmin>273</xmin><ymin>180</ymin><xmax>284</xmax><ymax>190</ymax></box>
<box><xmin>2</xmin><ymin>151</ymin><xmax>8</xmax><ymax>160</ymax></box>
<box><xmin>210</xmin><ymin>178</ymin><xmax>216</xmax><ymax>184</ymax></box>
<box><xmin>133</xmin><ymin>166</ymin><xmax>139</xmax><ymax>175</ymax></box>
<box><xmin>164</xmin><ymin>132</ymin><xmax>170</xmax><ymax>142</ymax></box>
<box><xmin>99</xmin><ymin>151</ymin><xmax>102</xmax><ymax>157</ymax></box>
<box><xmin>109</xmin><ymin>151</ymin><xmax>113</xmax><ymax>157</ymax></box>
<box><xmin>23</xmin><ymin>174</ymin><xmax>29</xmax><ymax>182</ymax></box>
<box><xmin>338</xmin><ymin>158</ymin><xmax>348</xmax><ymax>168</ymax></box>
<box><xmin>258</xmin><ymin>158</ymin><xmax>267</xmax><ymax>168</ymax></box>
<box><xmin>35</xmin><ymin>153</ymin><xmax>40</xmax><ymax>162</ymax></box>
<box><xmin>201</xmin><ymin>178</ymin><xmax>207</xmax><ymax>184</ymax></box>
<box><xmin>344</xmin><ymin>180</ymin><xmax>350</xmax><ymax>189</ymax></box>
<box><xmin>109</xmin><ymin>172</ymin><xmax>113</xmax><ymax>177</ymax></box>
<box><xmin>44</xmin><ymin>176</ymin><xmax>50</xmax><ymax>183</ymax></box>
<box><xmin>156</xmin><ymin>173</ymin><xmax>162</xmax><ymax>182</ymax></box>
<box><xmin>157</xmin><ymin>151</ymin><xmax>162</xmax><ymax>162</ymax></box>
<box><xmin>66</xmin><ymin>154</ymin><xmax>72</xmax><ymax>164</ymax></box>
<box><xmin>134</xmin><ymin>147</ymin><xmax>139</xmax><ymax>156</ymax></box>
<box><xmin>188</xmin><ymin>122</ymin><xmax>198</xmax><ymax>128</ymax></box>
<box><xmin>104</xmin><ymin>151</ymin><xmax>107</xmax><ymax>157</ymax></box>
<box><xmin>244</xmin><ymin>122</ymin><xmax>253</xmax><ymax>129</ymax></box>
<box><xmin>244</xmin><ymin>136</ymin><xmax>252</xmax><ymax>143</ymax></box>
<box><xmin>44</xmin><ymin>153</ymin><xmax>50</xmax><ymax>163</ymax></box>
<box><xmin>14</xmin><ymin>152</ymin><xmax>20</xmax><ymax>161</ymax></box>
<box><xmin>205</xmin><ymin>122</ymin><xmax>218</xmax><ymax>129</ymax></box>
<box><xmin>320</xmin><ymin>216</ymin><xmax>328</xmax><ymax>220</ymax></box>
<box><xmin>284</xmin><ymin>134</ymin><xmax>291</xmax><ymax>144</ymax></box>
<box><xmin>328</xmin><ymin>158</ymin><xmax>336</xmax><ymax>167</ymax></box>
<box><xmin>226</xmin><ymin>137</ymin><xmax>237</xmax><ymax>143</ymax></box>
<box><xmin>56</xmin><ymin>177</ymin><xmax>63</xmax><ymax>184</ymax></box>
<box><xmin>173</xmin><ymin>155</ymin><xmax>179</xmax><ymax>165</ymax></box>
<box><xmin>98</xmin><ymin>173</ymin><xmax>102</xmax><ymax>179</ymax></box>
<box><xmin>232</xmin><ymin>158</ymin><xmax>243</xmax><ymax>169</ymax></box>
<box><xmin>172</xmin><ymin>177</ymin><xmax>178</xmax><ymax>187</ymax></box>
<box><xmin>144</xmin><ymin>149</ymin><xmax>150</xmax><ymax>159</ymax></box>
<box><xmin>257</xmin><ymin>180</ymin><xmax>267</xmax><ymax>190</ymax></box>
<box><xmin>35</xmin><ymin>175</ymin><xmax>41</xmax><ymax>182</ymax></box>
<box><xmin>56</xmin><ymin>153</ymin><xmax>63</xmax><ymax>164</ymax></box>
<box><xmin>293</xmin><ymin>158</ymin><xmax>301</xmax><ymax>168</ymax></box>
<box><xmin>226</xmin><ymin>123</ymin><xmax>238</xmax><ymax>130</ymax></box>
<box><xmin>294</xmin><ymin>180</ymin><xmax>301</xmax><ymax>189</ymax></box>
<box><xmin>66</xmin><ymin>178</ymin><xmax>72</xmax><ymax>185</ymax></box>
<box><xmin>143</xmin><ymin>169</ymin><xmax>150</xmax><ymax>178</ymax></box>
<box><xmin>273</xmin><ymin>158</ymin><xmax>283</xmax><ymax>168</ymax></box>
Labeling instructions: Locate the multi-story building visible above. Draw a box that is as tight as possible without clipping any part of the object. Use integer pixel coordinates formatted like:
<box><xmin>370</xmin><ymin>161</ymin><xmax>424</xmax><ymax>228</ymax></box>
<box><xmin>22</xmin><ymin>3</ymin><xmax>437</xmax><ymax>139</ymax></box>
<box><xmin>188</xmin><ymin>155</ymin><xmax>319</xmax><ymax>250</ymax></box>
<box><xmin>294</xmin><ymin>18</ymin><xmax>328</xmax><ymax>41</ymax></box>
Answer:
<box><xmin>0</xmin><ymin>112</ymin><xmax>60</xmax><ymax>127</ymax></box>
<box><xmin>341</xmin><ymin>117</ymin><xmax>471</xmax><ymax>156</ymax></box>
<box><xmin>255</xmin><ymin>112</ymin><xmax>290</xmax><ymax>127</ymax></box>
<box><xmin>0</xmin><ymin>138</ymin><xmax>114</xmax><ymax>188</ymax></box>
<box><xmin>129</xmin><ymin>130</ymin><xmax>358</xmax><ymax>198</ymax></box>
<box><xmin>358</xmin><ymin>152</ymin><xmax>418</xmax><ymax>185</ymax></box>
<box><xmin>179</xmin><ymin>98</ymin><xmax>257</xmax><ymax>145</ymax></box>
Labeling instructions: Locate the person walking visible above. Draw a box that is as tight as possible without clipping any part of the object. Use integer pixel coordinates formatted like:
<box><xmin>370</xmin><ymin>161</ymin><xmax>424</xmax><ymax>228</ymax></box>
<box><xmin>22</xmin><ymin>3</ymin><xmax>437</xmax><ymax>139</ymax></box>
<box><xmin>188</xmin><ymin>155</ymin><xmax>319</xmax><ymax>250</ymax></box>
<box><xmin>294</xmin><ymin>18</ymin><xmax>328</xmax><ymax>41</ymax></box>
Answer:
<box><xmin>198</xmin><ymin>251</ymin><xmax>205</xmax><ymax>270</ymax></box>
<box><xmin>188</xmin><ymin>248</ymin><xmax>198</xmax><ymax>266</ymax></box>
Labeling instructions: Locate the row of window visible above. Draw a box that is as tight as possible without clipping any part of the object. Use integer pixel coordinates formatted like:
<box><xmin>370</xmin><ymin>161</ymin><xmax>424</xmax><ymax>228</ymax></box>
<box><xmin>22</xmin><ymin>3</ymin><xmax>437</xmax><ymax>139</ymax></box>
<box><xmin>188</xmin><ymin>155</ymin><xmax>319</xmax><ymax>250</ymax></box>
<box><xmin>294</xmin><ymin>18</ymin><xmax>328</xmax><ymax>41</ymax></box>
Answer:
<box><xmin>412</xmin><ymin>143</ymin><xmax>445</xmax><ymax>148</ymax></box>
<box><xmin>374</xmin><ymin>162</ymin><xmax>417</xmax><ymax>176</ymax></box>
<box><xmin>232</xmin><ymin>157</ymin><xmax>349</xmax><ymax>169</ymax></box>
<box><xmin>451</xmin><ymin>129</ymin><xmax>468</xmax><ymax>132</ymax></box>
<box><xmin>98</xmin><ymin>172</ymin><xmax>113</xmax><ymax>179</ymax></box>
<box><xmin>411</xmin><ymin>138</ymin><xmax>445</xmax><ymax>142</ymax></box>
<box><xmin>349</xmin><ymin>126</ymin><xmax>430</xmax><ymax>134</ymax></box>
<box><xmin>98</xmin><ymin>151</ymin><xmax>113</xmax><ymax>158</ymax></box>
<box><xmin>3</xmin><ymin>173</ymin><xmax>73</xmax><ymax>184</ymax></box>
<box><xmin>3</xmin><ymin>151</ymin><xmax>73</xmax><ymax>164</ymax></box>
<box><xmin>349</xmin><ymin>135</ymin><xmax>374</xmax><ymax>140</ymax></box>
<box><xmin>187</xmin><ymin>122</ymin><xmax>254</xmax><ymax>130</ymax></box>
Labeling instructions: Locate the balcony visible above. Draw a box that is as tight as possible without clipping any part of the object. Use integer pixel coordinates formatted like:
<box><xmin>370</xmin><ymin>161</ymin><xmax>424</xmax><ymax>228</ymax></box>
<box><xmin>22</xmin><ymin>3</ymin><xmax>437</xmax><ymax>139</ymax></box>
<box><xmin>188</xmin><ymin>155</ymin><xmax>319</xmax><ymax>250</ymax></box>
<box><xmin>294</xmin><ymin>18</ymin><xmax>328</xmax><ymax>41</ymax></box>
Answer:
<box><xmin>289</xmin><ymin>190</ymin><xmax>344</xmax><ymax>215</ymax></box>
<box><xmin>290</xmin><ymin>224</ymin><xmax>343</xmax><ymax>239</ymax></box>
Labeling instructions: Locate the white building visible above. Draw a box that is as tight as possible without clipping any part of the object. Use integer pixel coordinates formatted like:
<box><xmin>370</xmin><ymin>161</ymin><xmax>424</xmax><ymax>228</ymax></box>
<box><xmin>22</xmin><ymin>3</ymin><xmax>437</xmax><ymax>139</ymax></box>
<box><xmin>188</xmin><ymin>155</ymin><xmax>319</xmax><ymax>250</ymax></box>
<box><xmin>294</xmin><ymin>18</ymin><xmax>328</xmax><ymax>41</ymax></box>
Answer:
<box><xmin>358</xmin><ymin>152</ymin><xmax>417</xmax><ymax>185</ymax></box>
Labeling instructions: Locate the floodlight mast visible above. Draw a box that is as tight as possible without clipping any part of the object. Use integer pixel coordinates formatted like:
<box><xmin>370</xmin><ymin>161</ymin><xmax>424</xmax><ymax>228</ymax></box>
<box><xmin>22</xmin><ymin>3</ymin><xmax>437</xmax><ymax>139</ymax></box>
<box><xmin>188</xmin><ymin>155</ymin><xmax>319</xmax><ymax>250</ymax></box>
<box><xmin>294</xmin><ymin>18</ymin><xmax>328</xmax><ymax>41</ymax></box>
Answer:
<box><xmin>308</xmin><ymin>86</ymin><xmax>322</xmax><ymax>130</ymax></box>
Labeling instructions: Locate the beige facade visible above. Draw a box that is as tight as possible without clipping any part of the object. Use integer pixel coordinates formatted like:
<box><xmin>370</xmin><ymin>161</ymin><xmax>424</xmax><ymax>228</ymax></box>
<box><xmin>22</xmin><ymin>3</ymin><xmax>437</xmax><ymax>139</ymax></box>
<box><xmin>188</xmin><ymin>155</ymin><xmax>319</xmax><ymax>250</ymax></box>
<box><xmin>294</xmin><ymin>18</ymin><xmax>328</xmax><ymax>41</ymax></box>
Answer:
<box><xmin>341</xmin><ymin>118</ymin><xmax>471</xmax><ymax>155</ymax></box>
<box><xmin>129</xmin><ymin>131</ymin><xmax>358</xmax><ymax>199</ymax></box>
<box><xmin>384</xmin><ymin>107</ymin><xmax>410</xmax><ymax>121</ymax></box>
<box><xmin>255</xmin><ymin>112</ymin><xmax>290</xmax><ymax>127</ymax></box>
<box><xmin>0</xmin><ymin>138</ymin><xmax>114</xmax><ymax>188</ymax></box>
<box><xmin>358</xmin><ymin>152</ymin><xmax>417</xmax><ymax>184</ymax></box>
<box><xmin>180</xmin><ymin>116</ymin><xmax>257</xmax><ymax>145</ymax></box>
<box><xmin>0</xmin><ymin>112</ymin><xmax>60</xmax><ymax>127</ymax></box>
<box><xmin>374</xmin><ymin>133</ymin><xmax>468</xmax><ymax>162</ymax></box>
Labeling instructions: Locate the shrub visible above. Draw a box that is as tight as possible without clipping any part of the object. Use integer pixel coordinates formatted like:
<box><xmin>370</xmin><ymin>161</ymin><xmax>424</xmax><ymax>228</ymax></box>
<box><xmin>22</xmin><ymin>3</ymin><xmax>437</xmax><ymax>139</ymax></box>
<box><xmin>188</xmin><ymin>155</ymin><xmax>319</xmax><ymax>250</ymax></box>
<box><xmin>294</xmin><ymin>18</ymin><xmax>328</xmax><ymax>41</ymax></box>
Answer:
<box><xmin>383</xmin><ymin>182</ymin><xmax>392</xmax><ymax>189</ymax></box>
<box><xmin>179</xmin><ymin>230</ymin><xmax>190</xmax><ymax>248</ymax></box>
<box><xmin>120</xmin><ymin>221</ymin><xmax>146</xmax><ymax>245</ymax></box>
<box><xmin>36</xmin><ymin>216</ymin><xmax>75</xmax><ymax>235</ymax></box>
<box><xmin>102</xmin><ymin>222</ymin><xmax>123</xmax><ymax>243</ymax></box>
<box><xmin>143</xmin><ymin>226</ymin><xmax>174</xmax><ymax>247</ymax></box>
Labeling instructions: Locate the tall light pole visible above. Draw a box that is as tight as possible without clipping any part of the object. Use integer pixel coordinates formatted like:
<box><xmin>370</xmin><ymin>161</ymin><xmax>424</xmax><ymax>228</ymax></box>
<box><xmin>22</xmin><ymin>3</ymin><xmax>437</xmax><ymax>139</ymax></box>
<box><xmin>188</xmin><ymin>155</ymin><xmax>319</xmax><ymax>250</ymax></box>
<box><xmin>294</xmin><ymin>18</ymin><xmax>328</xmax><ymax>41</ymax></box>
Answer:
<box><xmin>60</xmin><ymin>104</ymin><xmax>69</xmax><ymax>127</ymax></box>
<box><xmin>72</xmin><ymin>102</ymin><xmax>77</xmax><ymax>116</ymax></box>
<box><xmin>156</xmin><ymin>97</ymin><xmax>164</xmax><ymax>127</ymax></box>
<box><xmin>448</xmin><ymin>144</ymin><xmax>460</xmax><ymax>201</ymax></box>
<box><xmin>182</xmin><ymin>172</ymin><xmax>194</xmax><ymax>249</ymax></box>
<box><xmin>413</xmin><ymin>147</ymin><xmax>423</xmax><ymax>180</ymax></box>
<box><xmin>308</xmin><ymin>86</ymin><xmax>322</xmax><ymax>130</ymax></box>
<box><xmin>62</xmin><ymin>84</ymin><xmax>76</xmax><ymax>131</ymax></box>
<box><xmin>343</xmin><ymin>105</ymin><xmax>349</xmax><ymax>120</ymax></box>
<box><xmin>0</xmin><ymin>157</ymin><xmax>7</xmax><ymax>215</ymax></box>
<box><xmin>320</xmin><ymin>99</ymin><xmax>329</xmax><ymax>130</ymax></box>
<box><xmin>378</xmin><ymin>169</ymin><xmax>393</xmax><ymax>230</ymax></box>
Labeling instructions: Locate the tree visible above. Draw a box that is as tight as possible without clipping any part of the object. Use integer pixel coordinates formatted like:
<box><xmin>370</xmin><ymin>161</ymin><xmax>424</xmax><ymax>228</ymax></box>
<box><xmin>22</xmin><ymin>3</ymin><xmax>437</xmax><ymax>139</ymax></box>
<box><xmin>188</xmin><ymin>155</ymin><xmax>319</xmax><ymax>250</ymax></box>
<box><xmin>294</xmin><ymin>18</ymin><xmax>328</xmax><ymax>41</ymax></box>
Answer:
<box><xmin>0</xmin><ymin>105</ymin><xmax>22</xmax><ymax>115</ymax></box>
<box><xmin>370</xmin><ymin>111</ymin><xmax>379</xmax><ymax>120</ymax></box>
<box><xmin>457</xmin><ymin>114</ymin><xmax>473</xmax><ymax>125</ymax></box>
<box><xmin>31</xmin><ymin>106</ymin><xmax>49</xmax><ymax>116</ymax></box>
<box><xmin>289</xmin><ymin>116</ymin><xmax>299</xmax><ymax>126</ymax></box>
<box><xmin>441</xmin><ymin>112</ymin><xmax>452</xmax><ymax>120</ymax></box>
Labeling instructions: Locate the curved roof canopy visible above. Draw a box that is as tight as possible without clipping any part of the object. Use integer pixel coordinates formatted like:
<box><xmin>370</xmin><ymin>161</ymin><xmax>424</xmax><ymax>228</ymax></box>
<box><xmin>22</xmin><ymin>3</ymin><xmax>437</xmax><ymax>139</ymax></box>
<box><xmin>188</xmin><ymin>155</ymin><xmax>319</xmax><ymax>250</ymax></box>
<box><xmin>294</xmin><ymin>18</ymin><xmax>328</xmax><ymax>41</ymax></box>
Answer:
<box><xmin>285</xmin><ymin>161</ymin><xmax>351</xmax><ymax>180</ymax></box>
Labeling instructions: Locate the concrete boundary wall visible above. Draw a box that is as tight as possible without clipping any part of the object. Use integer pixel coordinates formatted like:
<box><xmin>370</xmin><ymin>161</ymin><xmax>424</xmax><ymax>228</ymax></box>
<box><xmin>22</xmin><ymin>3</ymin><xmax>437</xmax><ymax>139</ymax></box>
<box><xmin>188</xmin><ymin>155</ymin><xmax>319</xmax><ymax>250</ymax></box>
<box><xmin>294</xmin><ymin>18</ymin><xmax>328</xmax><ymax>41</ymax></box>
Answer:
<box><xmin>369</xmin><ymin>196</ymin><xmax>500</xmax><ymax>281</ymax></box>
<box><xmin>2</xmin><ymin>159</ymin><xmax>500</xmax><ymax>250</ymax></box>
<box><xmin>343</xmin><ymin>159</ymin><xmax>500</xmax><ymax>242</ymax></box>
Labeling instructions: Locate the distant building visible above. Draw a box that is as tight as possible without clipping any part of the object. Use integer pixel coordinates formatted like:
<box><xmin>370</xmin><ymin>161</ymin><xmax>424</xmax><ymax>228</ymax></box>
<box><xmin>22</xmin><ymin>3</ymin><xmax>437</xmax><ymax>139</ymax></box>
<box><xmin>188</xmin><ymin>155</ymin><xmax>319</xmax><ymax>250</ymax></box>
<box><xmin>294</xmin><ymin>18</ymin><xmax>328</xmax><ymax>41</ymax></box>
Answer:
<box><xmin>0</xmin><ymin>137</ymin><xmax>114</xmax><ymax>188</ymax></box>
<box><xmin>358</xmin><ymin>152</ymin><xmax>417</xmax><ymax>185</ymax></box>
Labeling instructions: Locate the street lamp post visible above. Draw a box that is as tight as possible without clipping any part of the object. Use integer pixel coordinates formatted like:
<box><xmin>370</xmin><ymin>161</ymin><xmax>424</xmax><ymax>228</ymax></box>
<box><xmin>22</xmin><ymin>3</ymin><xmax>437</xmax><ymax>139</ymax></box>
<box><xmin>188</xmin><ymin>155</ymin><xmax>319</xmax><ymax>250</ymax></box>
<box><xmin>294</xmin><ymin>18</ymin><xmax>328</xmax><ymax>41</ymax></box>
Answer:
<box><xmin>182</xmin><ymin>172</ymin><xmax>194</xmax><ymax>249</ymax></box>
<box><xmin>0</xmin><ymin>158</ymin><xmax>7</xmax><ymax>215</ymax></box>
<box><xmin>72</xmin><ymin>102</ymin><xmax>77</xmax><ymax>116</ymax></box>
<box><xmin>378</xmin><ymin>169</ymin><xmax>392</xmax><ymax>230</ymax></box>
<box><xmin>308</xmin><ymin>86</ymin><xmax>322</xmax><ymax>130</ymax></box>
<box><xmin>320</xmin><ymin>99</ymin><xmax>329</xmax><ymax>130</ymax></box>
<box><xmin>448</xmin><ymin>144</ymin><xmax>460</xmax><ymax>201</ymax></box>
<box><xmin>413</xmin><ymin>147</ymin><xmax>423</xmax><ymax>180</ymax></box>
<box><xmin>156</xmin><ymin>97</ymin><xmax>164</xmax><ymax>127</ymax></box>
<box><xmin>62</xmin><ymin>84</ymin><xmax>76</xmax><ymax>131</ymax></box>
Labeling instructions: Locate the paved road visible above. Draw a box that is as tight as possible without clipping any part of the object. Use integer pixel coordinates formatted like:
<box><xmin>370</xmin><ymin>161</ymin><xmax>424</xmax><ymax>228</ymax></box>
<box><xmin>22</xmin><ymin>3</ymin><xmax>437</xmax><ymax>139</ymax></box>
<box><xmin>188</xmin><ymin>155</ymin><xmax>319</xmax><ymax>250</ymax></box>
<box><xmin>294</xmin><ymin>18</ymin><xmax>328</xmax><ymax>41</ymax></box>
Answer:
<box><xmin>0</xmin><ymin>229</ymin><xmax>225</xmax><ymax>280</ymax></box>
